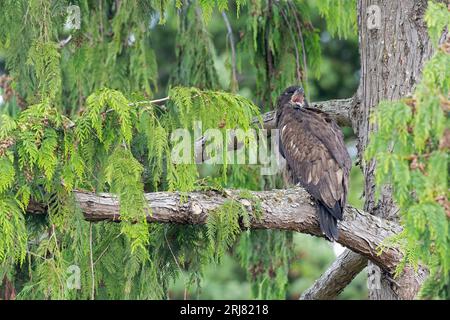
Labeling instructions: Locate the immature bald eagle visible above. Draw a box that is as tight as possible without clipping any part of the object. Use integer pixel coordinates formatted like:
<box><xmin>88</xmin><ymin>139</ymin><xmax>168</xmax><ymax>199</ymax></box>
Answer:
<box><xmin>276</xmin><ymin>86</ymin><xmax>351</xmax><ymax>241</ymax></box>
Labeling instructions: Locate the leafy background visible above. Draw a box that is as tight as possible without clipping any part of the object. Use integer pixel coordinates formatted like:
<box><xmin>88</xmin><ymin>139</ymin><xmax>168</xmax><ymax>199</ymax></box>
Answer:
<box><xmin>6</xmin><ymin>0</ymin><xmax>448</xmax><ymax>300</ymax></box>
<box><xmin>154</xmin><ymin>3</ymin><xmax>365</xmax><ymax>300</ymax></box>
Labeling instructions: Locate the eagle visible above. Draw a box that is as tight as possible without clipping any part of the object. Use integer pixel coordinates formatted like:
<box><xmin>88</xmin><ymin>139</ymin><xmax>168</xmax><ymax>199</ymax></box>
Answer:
<box><xmin>276</xmin><ymin>86</ymin><xmax>351</xmax><ymax>241</ymax></box>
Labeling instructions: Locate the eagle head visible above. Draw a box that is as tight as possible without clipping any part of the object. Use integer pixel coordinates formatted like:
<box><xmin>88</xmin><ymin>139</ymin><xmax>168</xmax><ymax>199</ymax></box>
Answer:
<box><xmin>277</xmin><ymin>86</ymin><xmax>306</xmax><ymax>109</ymax></box>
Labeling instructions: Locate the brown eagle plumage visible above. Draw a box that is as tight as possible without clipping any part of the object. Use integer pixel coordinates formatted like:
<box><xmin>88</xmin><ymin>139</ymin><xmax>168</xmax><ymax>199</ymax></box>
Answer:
<box><xmin>276</xmin><ymin>86</ymin><xmax>351</xmax><ymax>241</ymax></box>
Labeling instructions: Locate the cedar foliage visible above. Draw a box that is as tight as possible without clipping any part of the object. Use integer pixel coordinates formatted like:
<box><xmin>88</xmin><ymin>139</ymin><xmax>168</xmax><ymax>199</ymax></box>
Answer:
<box><xmin>2</xmin><ymin>0</ymin><xmax>445</xmax><ymax>300</ymax></box>
<box><xmin>2</xmin><ymin>0</ymin><xmax>345</xmax><ymax>299</ymax></box>
<box><xmin>366</xmin><ymin>1</ymin><xmax>449</xmax><ymax>299</ymax></box>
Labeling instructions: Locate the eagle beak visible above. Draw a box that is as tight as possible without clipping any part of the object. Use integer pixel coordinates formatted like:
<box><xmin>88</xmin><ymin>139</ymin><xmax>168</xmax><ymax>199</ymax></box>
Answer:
<box><xmin>291</xmin><ymin>88</ymin><xmax>305</xmax><ymax>107</ymax></box>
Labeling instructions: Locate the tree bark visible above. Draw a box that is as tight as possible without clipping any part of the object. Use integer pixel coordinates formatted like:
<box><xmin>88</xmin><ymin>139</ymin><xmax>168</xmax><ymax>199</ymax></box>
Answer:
<box><xmin>29</xmin><ymin>187</ymin><xmax>405</xmax><ymax>274</ymax></box>
<box><xmin>195</xmin><ymin>97</ymin><xmax>355</xmax><ymax>162</ymax></box>
<box><xmin>26</xmin><ymin>1</ymin><xmax>436</xmax><ymax>299</ymax></box>
<box><xmin>354</xmin><ymin>0</ymin><xmax>433</xmax><ymax>299</ymax></box>
<box><xmin>0</xmin><ymin>276</ymin><xmax>16</xmax><ymax>300</ymax></box>
<box><xmin>300</xmin><ymin>249</ymin><xmax>368</xmax><ymax>300</ymax></box>
<box><xmin>258</xmin><ymin>97</ymin><xmax>355</xmax><ymax>130</ymax></box>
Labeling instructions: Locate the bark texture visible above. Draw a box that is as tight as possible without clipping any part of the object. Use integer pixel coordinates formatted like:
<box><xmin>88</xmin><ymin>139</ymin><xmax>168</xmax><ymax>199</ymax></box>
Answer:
<box><xmin>258</xmin><ymin>97</ymin><xmax>354</xmax><ymax>130</ymax></box>
<box><xmin>27</xmin><ymin>2</ymin><xmax>435</xmax><ymax>299</ymax></box>
<box><xmin>29</xmin><ymin>187</ymin><xmax>404</xmax><ymax>273</ymax></box>
<box><xmin>354</xmin><ymin>0</ymin><xmax>433</xmax><ymax>299</ymax></box>
<box><xmin>300</xmin><ymin>249</ymin><xmax>368</xmax><ymax>300</ymax></box>
<box><xmin>194</xmin><ymin>98</ymin><xmax>355</xmax><ymax>163</ymax></box>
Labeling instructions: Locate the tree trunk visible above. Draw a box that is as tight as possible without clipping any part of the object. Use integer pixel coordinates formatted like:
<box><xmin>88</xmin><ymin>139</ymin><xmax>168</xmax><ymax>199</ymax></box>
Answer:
<box><xmin>354</xmin><ymin>0</ymin><xmax>433</xmax><ymax>299</ymax></box>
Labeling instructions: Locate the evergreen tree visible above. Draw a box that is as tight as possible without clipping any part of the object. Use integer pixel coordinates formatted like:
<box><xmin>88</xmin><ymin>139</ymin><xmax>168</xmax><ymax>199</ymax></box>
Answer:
<box><xmin>0</xmin><ymin>0</ymin><xmax>447</xmax><ymax>300</ymax></box>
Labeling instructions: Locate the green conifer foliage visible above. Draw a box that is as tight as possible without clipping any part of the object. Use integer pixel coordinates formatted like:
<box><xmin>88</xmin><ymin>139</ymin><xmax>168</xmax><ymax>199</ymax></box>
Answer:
<box><xmin>3</xmin><ymin>0</ymin><xmax>425</xmax><ymax>300</ymax></box>
<box><xmin>366</xmin><ymin>1</ymin><xmax>449</xmax><ymax>299</ymax></box>
<box><xmin>239</xmin><ymin>0</ymin><xmax>324</xmax><ymax>108</ymax></box>
<box><xmin>171</xmin><ymin>4</ymin><xmax>220</xmax><ymax>89</ymax></box>
<box><xmin>315</xmin><ymin>0</ymin><xmax>357</xmax><ymax>39</ymax></box>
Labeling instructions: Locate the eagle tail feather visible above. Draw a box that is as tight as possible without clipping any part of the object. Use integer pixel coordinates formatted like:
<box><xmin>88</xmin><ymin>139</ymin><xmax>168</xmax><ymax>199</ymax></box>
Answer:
<box><xmin>317</xmin><ymin>202</ymin><xmax>339</xmax><ymax>241</ymax></box>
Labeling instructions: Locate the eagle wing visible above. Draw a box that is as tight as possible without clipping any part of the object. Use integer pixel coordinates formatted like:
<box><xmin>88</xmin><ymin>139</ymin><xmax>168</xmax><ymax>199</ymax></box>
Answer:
<box><xmin>278</xmin><ymin>106</ymin><xmax>351</xmax><ymax>219</ymax></box>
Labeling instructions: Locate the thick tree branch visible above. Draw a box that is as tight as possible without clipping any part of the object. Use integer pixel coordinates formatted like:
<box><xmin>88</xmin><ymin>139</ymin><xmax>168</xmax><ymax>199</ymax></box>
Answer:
<box><xmin>299</xmin><ymin>249</ymin><xmax>368</xmax><ymax>300</ymax></box>
<box><xmin>30</xmin><ymin>186</ymin><xmax>403</xmax><ymax>274</ymax></box>
<box><xmin>131</xmin><ymin>97</ymin><xmax>354</xmax><ymax>126</ymax></box>
<box><xmin>257</xmin><ymin>97</ymin><xmax>354</xmax><ymax>130</ymax></box>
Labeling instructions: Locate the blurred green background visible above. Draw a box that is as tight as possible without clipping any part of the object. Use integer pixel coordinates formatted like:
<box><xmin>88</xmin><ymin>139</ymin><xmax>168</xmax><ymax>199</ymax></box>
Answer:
<box><xmin>153</xmin><ymin>7</ymin><xmax>366</xmax><ymax>300</ymax></box>
<box><xmin>0</xmin><ymin>3</ymin><xmax>366</xmax><ymax>300</ymax></box>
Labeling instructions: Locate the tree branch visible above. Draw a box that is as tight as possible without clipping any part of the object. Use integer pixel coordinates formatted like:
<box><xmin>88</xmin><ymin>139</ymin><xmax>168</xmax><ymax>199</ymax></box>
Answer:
<box><xmin>257</xmin><ymin>97</ymin><xmax>354</xmax><ymax>130</ymax></box>
<box><xmin>24</xmin><ymin>96</ymin><xmax>370</xmax><ymax>298</ymax></box>
<box><xmin>299</xmin><ymin>249</ymin><xmax>368</xmax><ymax>300</ymax></box>
<box><xmin>29</xmin><ymin>186</ymin><xmax>403</xmax><ymax>274</ymax></box>
<box><xmin>194</xmin><ymin>97</ymin><xmax>355</xmax><ymax>162</ymax></box>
